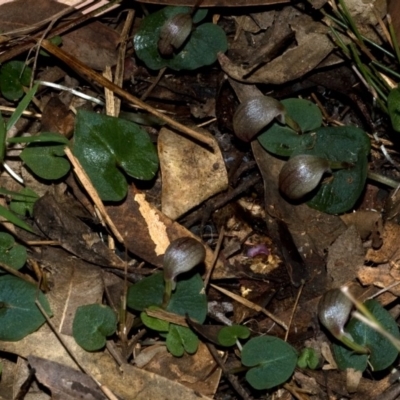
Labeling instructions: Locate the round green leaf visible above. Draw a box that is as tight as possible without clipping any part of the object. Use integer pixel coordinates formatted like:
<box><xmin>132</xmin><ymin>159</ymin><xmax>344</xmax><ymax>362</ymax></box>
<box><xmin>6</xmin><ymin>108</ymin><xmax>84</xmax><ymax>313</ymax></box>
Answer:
<box><xmin>20</xmin><ymin>143</ymin><xmax>70</xmax><ymax>180</ymax></box>
<box><xmin>0</xmin><ymin>275</ymin><xmax>52</xmax><ymax>341</ymax></box>
<box><xmin>134</xmin><ymin>6</ymin><xmax>227</xmax><ymax>71</ymax></box>
<box><xmin>0</xmin><ymin>232</ymin><xmax>26</xmax><ymax>274</ymax></box>
<box><xmin>241</xmin><ymin>336</ymin><xmax>298</xmax><ymax>390</ymax></box>
<box><xmin>281</xmin><ymin>98</ymin><xmax>322</xmax><ymax>133</ymax></box>
<box><xmin>0</xmin><ymin>61</ymin><xmax>32</xmax><ymax>101</ymax></box>
<box><xmin>166</xmin><ymin>324</ymin><xmax>199</xmax><ymax>356</ymax></box>
<box><xmin>73</xmin><ymin>304</ymin><xmax>117</xmax><ymax>351</ymax></box>
<box><xmin>257</xmin><ymin>98</ymin><xmax>322</xmax><ymax>156</ymax></box>
<box><xmin>388</xmin><ymin>87</ymin><xmax>400</xmax><ymax>132</ymax></box>
<box><xmin>333</xmin><ymin>299</ymin><xmax>400</xmax><ymax>372</ymax></box>
<box><xmin>73</xmin><ymin>109</ymin><xmax>159</xmax><ymax>201</ymax></box>
<box><xmin>218</xmin><ymin>325</ymin><xmax>250</xmax><ymax>347</ymax></box>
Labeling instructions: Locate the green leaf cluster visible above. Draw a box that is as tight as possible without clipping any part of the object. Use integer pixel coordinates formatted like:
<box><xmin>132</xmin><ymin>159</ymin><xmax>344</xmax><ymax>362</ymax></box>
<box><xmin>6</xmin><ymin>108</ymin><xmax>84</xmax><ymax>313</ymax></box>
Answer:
<box><xmin>258</xmin><ymin>98</ymin><xmax>370</xmax><ymax>214</ymax></box>
<box><xmin>127</xmin><ymin>272</ymin><xmax>207</xmax><ymax>356</ymax></box>
<box><xmin>134</xmin><ymin>6</ymin><xmax>228</xmax><ymax>71</ymax></box>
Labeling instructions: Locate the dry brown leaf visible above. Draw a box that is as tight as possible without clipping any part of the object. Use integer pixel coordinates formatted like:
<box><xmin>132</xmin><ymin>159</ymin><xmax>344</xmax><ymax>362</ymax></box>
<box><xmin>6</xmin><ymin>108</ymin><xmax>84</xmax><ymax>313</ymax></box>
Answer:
<box><xmin>219</xmin><ymin>12</ymin><xmax>335</xmax><ymax>85</ymax></box>
<box><xmin>344</xmin><ymin>0</ymin><xmax>387</xmax><ymax>42</ymax></box>
<box><xmin>0</xmin><ymin>0</ymin><xmax>119</xmax><ymax>70</ymax></box>
<box><xmin>340</xmin><ymin>210</ymin><xmax>383</xmax><ymax>248</ymax></box>
<box><xmin>106</xmin><ymin>187</ymin><xmax>231</xmax><ymax>279</ymax></box>
<box><xmin>33</xmin><ymin>193</ymin><xmax>124</xmax><ymax>268</ymax></box>
<box><xmin>34</xmin><ymin>247</ymin><xmax>104</xmax><ymax>335</ymax></box>
<box><xmin>0</xmin><ymin>330</ymin><xmax>211</xmax><ymax>400</ymax></box>
<box><xmin>366</xmin><ymin>221</ymin><xmax>400</xmax><ymax>264</ymax></box>
<box><xmin>143</xmin><ymin>342</ymin><xmax>221</xmax><ymax>397</ymax></box>
<box><xmin>158</xmin><ymin>127</ymin><xmax>228</xmax><ymax>220</ymax></box>
<box><xmin>28</xmin><ymin>356</ymin><xmax>106</xmax><ymax>399</ymax></box>
<box><xmin>326</xmin><ymin>225</ymin><xmax>365</xmax><ymax>287</ymax></box>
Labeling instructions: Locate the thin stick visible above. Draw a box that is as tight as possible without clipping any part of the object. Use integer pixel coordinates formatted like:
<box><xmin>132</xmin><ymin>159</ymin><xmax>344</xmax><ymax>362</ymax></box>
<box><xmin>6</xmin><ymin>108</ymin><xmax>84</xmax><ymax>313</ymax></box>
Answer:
<box><xmin>368</xmin><ymin>280</ymin><xmax>400</xmax><ymax>299</ymax></box>
<box><xmin>64</xmin><ymin>147</ymin><xmax>124</xmax><ymax>244</ymax></box>
<box><xmin>203</xmin><ymin>226</ymin><xmax>224</xmax><ymax>289</ymax></box>
<box><xmin>39</xmin><ymin>39</ymin><xmax>215</xmax><ymax>149</ymax></box>
<box><xmin>0</xmin><ymin>261</ymin><xmax>36</xmax><ymax>284</ymax></box>
<box><xmin>284</xmin><ymin>283</ymin><xmax>304</xmax><ymax>342</ymax></box>
<box><xmin>210</xmin><ymin>283</ymin><xmax>288</xmax><ymax>330</ymax></box>
<box><xmin>114</xmin><ymin>9</ymin><xmax>135</xmax><ymax>115</ymax></box>
<box><xmin>140</xmin><ymin>67</ymin><xmax>167</xmax><ymax>101</ymax></box>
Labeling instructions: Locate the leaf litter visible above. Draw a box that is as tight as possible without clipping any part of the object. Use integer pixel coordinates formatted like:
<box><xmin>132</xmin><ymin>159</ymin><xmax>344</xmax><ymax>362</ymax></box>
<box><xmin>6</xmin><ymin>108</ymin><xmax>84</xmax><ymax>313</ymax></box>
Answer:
<box><xmin>1</xmin><ymin>0</ymin><xmax>400</xmax><ymax>399</ymax></box>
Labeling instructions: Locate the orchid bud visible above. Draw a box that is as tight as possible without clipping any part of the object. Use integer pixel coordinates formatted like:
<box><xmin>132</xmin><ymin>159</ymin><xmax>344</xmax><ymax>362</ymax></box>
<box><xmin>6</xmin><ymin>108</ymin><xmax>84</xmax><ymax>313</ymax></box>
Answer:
<box><xmin>158</xmin><ymin>13</ymin><xmax>193</xmax><ymax>57</ymax></box>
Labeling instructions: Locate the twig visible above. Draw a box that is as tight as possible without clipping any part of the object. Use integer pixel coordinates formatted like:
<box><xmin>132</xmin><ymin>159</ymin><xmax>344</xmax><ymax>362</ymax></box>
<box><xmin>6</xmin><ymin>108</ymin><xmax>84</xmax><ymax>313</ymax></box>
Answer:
<box><xmin>140</xmin><ymin>67</ymin><xmax>167</xmax><ymax>101</ymax></box>
<box><xmin>203</xmin><ymin>226</ymin><xmax>224</xmax><ymax>289</ymax></box>
<box><xmin>64</xmin><ymin>147</ymin><xmax>124</xmax><ymax>244</ymax></box>
<box><xmin>0</xmin><ymin>261</ymin><xmax>36</xmax><ymax>284</ymax></box>
<box><xmin>39</xmin><ymin>39</ymin><xmax>215</xmax><ymax>149</ymax></box>
<box><xmin>205</xmin><ymin>342</ymin><xmax>251</xmax><ymax>400</ymax></box>
<box><xmin>114</xmin><ymin>9</ymin><xmax>135</xmax><ymax>115</ymax></box>
<box><xmin>284</xmin><ymin>282</ymin><xmax>304</xmax><ymax>342</ymax></box>
<box><xmin>210</xmin><ymin>283</ymin><xmax>288</xmax><ymax>330</ymax></box>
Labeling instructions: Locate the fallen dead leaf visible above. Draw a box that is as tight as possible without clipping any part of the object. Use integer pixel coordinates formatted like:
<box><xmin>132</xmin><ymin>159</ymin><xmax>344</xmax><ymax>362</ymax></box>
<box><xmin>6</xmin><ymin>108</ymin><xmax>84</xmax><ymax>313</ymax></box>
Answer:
<box><xmin>366</xmin><ymin>221</ymin><xmax>400</xmax><ymax>264</ymax></box>
<box><xmin>106</xmin><ymin>187</ymin><xmax>231</xmax><ymax>279</ymax></box>
<box><xmin>158</xmin><ymin>127</ymin><xmax>228</xmax><ymax>220</ymax></box>
<box><xmin>0</xmin><ymin>0</ymin><xmax>119</xmax><ymax>70</ymax></box>
<box><xmin>326</xmin><ymin>225</ymin><xmax>365</xmax><ymax>287</ymax></box>
<box><xmin>219</xmin><ymin>10</ymin><xmax>335</xmax><ymax>85</ymax></box>
<box><xmin>28</xmin><ymin>356</ymin><xmax>107</xmax><ymax>399</ymax></box>
<box><xmin>143</xmin><ymin>342</ymin><xmax>221</xmax><ymax>397</ymax></box>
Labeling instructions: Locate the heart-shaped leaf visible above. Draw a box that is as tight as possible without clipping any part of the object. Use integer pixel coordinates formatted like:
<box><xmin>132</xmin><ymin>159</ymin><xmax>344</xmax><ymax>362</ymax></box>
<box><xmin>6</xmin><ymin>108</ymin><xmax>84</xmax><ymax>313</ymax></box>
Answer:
<box><xmin>0</xmin><ymin>275</ymin><xmax>52</xmax><ymax>341</ymax></box>
<box><xmin>333</xmin><ymin>299</ymin><xmax>400</xmax><ymax>372</ymax></box>
<box><xmin>134</xmin><ymin>6</ymin><xmax>227</xmax><ymax>71</ymax></box>
<box><xmin>166</xmin><ymin>324</ymin><xmax>199</xmax><ymax>356</ymax></box>
<box><xmin>218</xmin><ymin>325</ymin><xmax>250</xmax><ymax>347</ymax></box>
<box><xmin>73</xmin><ymin>304</ymin><xmax>117</xmax><ymax>351</ymax></box>
<box><xmin>73</xmin><ymin>110</ymin><xmax>158</xmax><ymax>201</ymax></box>
<box><xmin>20</xmin><ymin>142</ymin><xmax>70</xmax><ymax>180</ymax></box>
<box><xmin>0</xmin><ymin>61</ymin><xmax>32</xmax><ymax>101</ymax></box>
<box><xmin>241</xmin><ymin>336</ymin><xmax>298</xmax><ymax>390</ymax></box>
<box><xmin>0</xmin><ymin>232</ymin><xmax>27</xmax><ymax>274</ymax></box>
